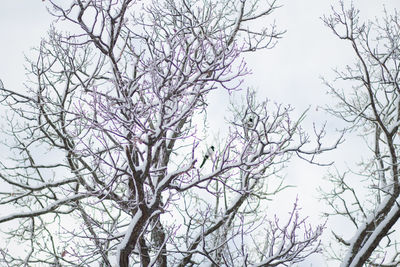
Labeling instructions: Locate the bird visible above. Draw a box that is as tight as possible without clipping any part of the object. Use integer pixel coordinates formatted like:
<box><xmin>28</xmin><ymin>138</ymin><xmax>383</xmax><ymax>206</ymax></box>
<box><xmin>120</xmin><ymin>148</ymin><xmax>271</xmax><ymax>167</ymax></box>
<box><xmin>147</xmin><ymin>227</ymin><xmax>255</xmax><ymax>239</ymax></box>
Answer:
<box><xmin>199</xmin><ymin>146</ymin><xmax>215</xmax><ymax>168</ymax></box>
<box><xmin>244</xmin><ymin>116</ymin><xmax>254</xmax><ymax>140</ymax></box>
<box><xmin>246</xmin><ymin>117</ymin><xmax>254</xmax><ymax>128</ymax></box>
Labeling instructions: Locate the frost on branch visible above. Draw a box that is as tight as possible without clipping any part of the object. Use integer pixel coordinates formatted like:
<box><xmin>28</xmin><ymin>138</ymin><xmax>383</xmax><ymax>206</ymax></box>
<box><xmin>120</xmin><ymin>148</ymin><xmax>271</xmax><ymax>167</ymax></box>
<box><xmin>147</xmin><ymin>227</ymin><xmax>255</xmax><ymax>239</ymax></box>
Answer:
<box><xmin>247</xmin><ymin>199</ymin><xmax>324</xmax><ymax>267</ymax></box>
<box><xmin>321</xmin><ymin>2</ymin><xmax>400</xmax><ymax>266</ymax></box>
<box><xmin>0</xmin><ymin>0</ymin><xmax>333</xmax><ymax>266</ymax></box>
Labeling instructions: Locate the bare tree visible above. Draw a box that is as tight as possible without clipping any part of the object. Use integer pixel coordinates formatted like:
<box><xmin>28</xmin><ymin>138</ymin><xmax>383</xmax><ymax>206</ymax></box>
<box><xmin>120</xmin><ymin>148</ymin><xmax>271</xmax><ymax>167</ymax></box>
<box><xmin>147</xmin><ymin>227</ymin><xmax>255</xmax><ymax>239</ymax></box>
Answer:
<box><xmin>0</xmin><ymin>0</ymin><xmax>334</xmax><ymax>266</ymax></box>
<box><xmin>322</xmin><ymin>2</ymin><xmax>400</xmax><ymax>266</ymax></box>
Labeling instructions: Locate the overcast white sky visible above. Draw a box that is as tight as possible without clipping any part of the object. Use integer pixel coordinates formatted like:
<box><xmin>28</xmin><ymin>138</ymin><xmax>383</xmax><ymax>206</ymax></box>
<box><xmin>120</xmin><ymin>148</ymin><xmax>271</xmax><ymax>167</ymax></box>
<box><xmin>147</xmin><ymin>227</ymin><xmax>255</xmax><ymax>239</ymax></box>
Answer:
<box><xmin>0</xmin><ymin>0</ymin><xmax>399</xmax><ymax>266</ymax></box>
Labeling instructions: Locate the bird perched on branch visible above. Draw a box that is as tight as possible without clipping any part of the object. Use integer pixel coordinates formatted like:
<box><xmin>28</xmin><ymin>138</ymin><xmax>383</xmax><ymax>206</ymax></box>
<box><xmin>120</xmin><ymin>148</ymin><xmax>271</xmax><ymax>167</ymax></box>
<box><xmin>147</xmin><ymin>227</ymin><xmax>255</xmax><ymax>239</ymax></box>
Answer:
<box><xmin>246</xmin><ymin>117</ymin><xmax>254</xmax><ymax>128</ymax></box>
<box><xmin>244</xmin><ymin>116</ymin><xmax>255</xmax><ymax>140</ymax></box>
<box><xmin>200</xmin><ymin>146</ymin><xmax>215</xmax><ymax>168</ymax></box>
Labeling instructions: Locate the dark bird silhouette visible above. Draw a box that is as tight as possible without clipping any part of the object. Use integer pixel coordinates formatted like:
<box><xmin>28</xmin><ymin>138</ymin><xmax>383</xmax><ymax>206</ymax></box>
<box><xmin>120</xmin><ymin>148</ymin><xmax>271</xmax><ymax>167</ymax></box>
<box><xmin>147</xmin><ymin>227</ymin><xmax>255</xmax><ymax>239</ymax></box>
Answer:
<box><xmin>200</xmin><ymin>146</ymin><xmax>215</xmax><ymax>168</ymax></box>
